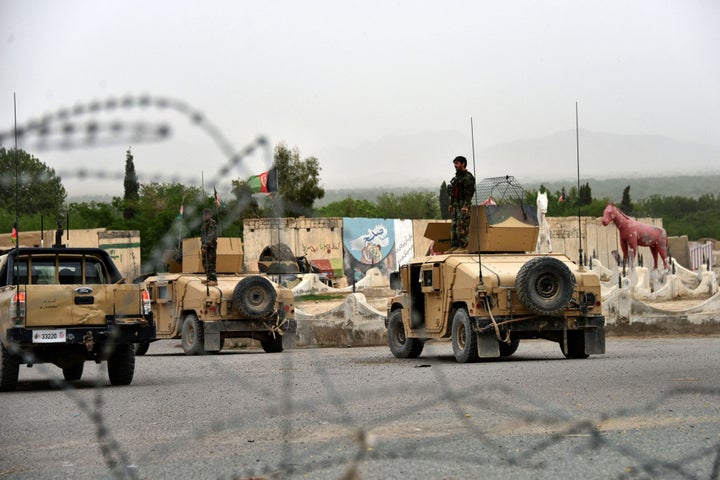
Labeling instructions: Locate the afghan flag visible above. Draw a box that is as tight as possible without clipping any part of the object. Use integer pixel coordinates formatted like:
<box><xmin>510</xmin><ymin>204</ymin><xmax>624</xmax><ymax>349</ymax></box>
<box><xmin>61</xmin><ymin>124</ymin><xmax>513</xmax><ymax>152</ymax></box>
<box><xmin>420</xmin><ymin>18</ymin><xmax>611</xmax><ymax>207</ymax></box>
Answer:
<box><xmin>11</xmin><ymin>227</ymin><xmax>17</xmax><ymax>245</ymax></box>
<box><xmin>248</xmin><ymin>168</ymin><xmax>278</xmax><ymax>193</ymax></box>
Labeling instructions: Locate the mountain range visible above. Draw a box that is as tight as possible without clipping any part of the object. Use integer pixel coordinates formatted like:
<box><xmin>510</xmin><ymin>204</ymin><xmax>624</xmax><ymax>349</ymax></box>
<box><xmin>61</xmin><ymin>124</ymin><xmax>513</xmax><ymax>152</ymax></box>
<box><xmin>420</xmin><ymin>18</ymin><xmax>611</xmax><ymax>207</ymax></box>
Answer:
<box><xmin>314</xmin><ymin>129</ymin><xmax>720</xmax><ymax>205</ymax></box>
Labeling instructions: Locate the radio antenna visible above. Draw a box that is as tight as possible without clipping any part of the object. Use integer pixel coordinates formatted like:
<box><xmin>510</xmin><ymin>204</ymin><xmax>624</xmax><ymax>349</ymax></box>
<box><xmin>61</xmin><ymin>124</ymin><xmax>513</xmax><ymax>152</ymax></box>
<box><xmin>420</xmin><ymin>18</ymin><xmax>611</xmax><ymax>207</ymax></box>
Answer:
<box><xmin>575</xmin><ymin>102</ymin><xmax>584</xmax><ymax>271</ymax></box>
<box><xmin>470</xmin><ymin>117</ymin><xmax>484</xmax><ymax>284</ymax></box>
<box><xmin>13</xmin><ymin>94</ymin><xmax>19</xmax><ymax>252</ymax></box>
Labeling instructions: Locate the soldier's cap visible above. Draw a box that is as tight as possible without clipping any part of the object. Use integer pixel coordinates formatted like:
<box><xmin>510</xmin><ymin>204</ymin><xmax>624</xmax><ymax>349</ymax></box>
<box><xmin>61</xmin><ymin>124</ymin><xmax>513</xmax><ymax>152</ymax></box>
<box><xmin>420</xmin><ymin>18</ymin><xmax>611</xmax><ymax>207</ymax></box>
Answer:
<box><xmin>203</xmin><ymin>208</ymin><xmax>212</xmax><ymax>215</ymax></box>
<box><xmin>453</xmin><ymin>156</ymin><xmax>467</xmax><ymax>165</ymax></box>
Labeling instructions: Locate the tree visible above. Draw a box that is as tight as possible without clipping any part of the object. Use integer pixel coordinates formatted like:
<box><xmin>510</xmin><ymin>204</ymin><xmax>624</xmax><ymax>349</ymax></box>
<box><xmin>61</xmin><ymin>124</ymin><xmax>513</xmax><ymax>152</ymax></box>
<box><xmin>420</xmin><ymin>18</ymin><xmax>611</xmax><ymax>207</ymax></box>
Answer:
<box><xmin>67</xmin><ymin>201</ymin><xmax>123</xmax><ymax>229</ymax></box>
<box><xmin>0</xmin><ymin>147</ymin><xmax>66</xmax><ymax>217</ymax></box>
<box><xmin>123</xmin><ymin>147</ymin><xmax>139</xmax><ymax>220</ymax></box>
<box><xmin>578</xmin><ymin>182</ymin><xmax>592</xmax><ymax>206</ymax></box>
<box><xmin>316</xmin><ymin>197</ymin><xmax>379</xmax><ymax>218</ymax></box>
<box><xmin>439</xmin><ymin>182</ymin><xmax>450</xmax><ymax>219</ymax></box>
<box><xmin>620</xmin><ymin>185</ymin><xmax>633</xmax><ymax>214</ymax></box>
<box><xmin>376</xmin><ymin>192</ymin><xmax>440</xmax><ymax>219</ymax></box>
<box><xmin>273</xmin><ymin>144</ymin><xmax>324</xmax><ymax>217</ymax></box>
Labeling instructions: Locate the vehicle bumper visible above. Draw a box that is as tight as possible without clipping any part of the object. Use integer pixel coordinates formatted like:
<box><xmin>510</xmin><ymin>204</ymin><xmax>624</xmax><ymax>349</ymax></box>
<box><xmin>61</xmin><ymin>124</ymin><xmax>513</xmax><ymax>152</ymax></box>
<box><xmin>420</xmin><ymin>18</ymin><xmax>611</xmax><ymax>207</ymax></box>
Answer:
<box><xmin>6</xmin><ymin>322</ymin><xmax>157</xmax><ymax>345</ymax></box>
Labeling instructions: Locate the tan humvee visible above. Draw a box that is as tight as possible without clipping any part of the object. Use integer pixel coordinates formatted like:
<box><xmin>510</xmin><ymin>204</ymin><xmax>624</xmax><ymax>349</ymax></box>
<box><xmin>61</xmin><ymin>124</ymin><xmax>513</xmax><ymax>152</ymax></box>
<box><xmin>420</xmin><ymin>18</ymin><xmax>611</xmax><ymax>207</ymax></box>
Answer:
<box><xmin>136</xmin><ymin>237</ymin><xmax>295</xmax><ymax>355</ymax></box>
<box><xmin>386</xmin><ymin>178</ymin><xmax>605</xmax><ymax>363</ymax></box>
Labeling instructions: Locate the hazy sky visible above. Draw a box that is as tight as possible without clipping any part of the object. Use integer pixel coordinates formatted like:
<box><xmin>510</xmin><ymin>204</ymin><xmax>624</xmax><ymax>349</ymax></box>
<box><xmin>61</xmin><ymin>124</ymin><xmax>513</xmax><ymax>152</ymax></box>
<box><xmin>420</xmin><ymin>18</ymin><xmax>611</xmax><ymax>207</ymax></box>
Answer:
<box><xmin>1</xmin><ymin>0</ymin><xmax>719</xmax><ymax>197</ymax></box>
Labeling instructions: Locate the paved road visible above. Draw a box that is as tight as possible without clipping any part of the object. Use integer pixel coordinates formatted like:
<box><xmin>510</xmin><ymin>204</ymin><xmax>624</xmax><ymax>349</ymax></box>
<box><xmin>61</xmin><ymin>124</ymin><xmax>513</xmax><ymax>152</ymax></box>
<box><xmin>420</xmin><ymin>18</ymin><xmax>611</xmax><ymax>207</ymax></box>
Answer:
<box><xmin>1</xmin><ymin>337</ymin><xmax>719</xmax><ymax>480</ymax></box>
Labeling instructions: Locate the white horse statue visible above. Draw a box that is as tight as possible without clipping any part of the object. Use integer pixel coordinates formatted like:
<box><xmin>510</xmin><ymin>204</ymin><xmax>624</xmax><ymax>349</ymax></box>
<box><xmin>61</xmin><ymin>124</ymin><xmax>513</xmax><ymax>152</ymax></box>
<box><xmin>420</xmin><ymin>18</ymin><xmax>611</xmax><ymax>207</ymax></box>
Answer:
<box><xmin>535</xmin><ymin>191</ymin><xmax>552</xmax><ymax>253</ymax></box>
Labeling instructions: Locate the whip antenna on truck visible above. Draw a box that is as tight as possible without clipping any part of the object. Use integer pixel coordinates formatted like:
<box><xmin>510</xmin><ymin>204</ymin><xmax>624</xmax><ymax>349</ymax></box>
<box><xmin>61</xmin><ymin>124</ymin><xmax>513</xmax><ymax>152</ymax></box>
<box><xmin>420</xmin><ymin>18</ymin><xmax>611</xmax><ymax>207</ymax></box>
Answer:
<box><xmin>13</xmin><ymin>93</ymin><xmax>19</xmax><ymax>280</ymax></box>
<box><xmin>575</xmin><ymin>102</ymin><xmax>585</xmax><ymax>271</ymax></box>
<box><xmin>470</xmin><ymin>117</ymin><xmax>484</xmax><ymax>284</ymax></box>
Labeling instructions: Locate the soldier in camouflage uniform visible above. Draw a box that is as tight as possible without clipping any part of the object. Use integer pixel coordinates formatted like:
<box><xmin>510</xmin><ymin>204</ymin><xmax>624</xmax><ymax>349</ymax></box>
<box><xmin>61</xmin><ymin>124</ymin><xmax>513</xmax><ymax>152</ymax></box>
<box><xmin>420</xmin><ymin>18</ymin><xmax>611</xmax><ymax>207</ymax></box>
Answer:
<box><xmin>448</xmin><ymin>156</ymin><xmax>475</xmax><ymax>253</ymax></box>
<box><xmin>200</xmin><ymin>208</ymin><xmax>218</xmax><ymax>285</ymax></box>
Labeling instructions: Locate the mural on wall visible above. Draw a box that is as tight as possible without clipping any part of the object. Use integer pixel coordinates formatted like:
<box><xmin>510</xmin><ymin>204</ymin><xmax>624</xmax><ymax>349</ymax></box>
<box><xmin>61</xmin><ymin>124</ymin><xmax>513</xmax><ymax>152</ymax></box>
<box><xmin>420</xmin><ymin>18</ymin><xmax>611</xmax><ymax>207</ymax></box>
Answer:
<box><xmin>393</xmin><ymin>219</ymin><xmax>414</xmax><ymax>266</ymax></box>
<box><xmin>342</xmin><ymin>218</ymin><xmax>414</xmax><ymax>284</ymax></box>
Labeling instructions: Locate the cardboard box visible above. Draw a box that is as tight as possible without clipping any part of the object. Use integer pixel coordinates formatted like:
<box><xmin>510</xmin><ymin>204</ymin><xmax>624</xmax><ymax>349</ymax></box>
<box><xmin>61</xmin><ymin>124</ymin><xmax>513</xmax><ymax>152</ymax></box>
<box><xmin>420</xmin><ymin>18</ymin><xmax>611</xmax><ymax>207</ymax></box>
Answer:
<box><xmin>182</xmin><ymin>237</ymin><xmax>244</xmax><ymax>273</ymax></box>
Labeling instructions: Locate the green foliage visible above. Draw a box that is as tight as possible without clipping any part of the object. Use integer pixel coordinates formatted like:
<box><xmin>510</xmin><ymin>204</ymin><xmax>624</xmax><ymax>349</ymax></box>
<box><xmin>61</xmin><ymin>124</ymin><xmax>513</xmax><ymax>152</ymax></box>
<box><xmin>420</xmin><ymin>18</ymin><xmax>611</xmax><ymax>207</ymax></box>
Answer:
<box><xmin>620</xmin><ymin>185</ymin><xmax>633</xmax><ymax>214</ymax></box>
<box><xmin>67</xmin><ymin>201</ymin><xmax>123</xmax><ymax>229</ymax></box>
<box><xmin>315</xmin><ymin>197</ymin><xmax>380</xmax><ymax>218</ymax></box>
<box><xmin>123</xmin><ymin>148</ymin><xmax>139</xmax><ymax>220</ymax></box>
<box><xmin>578</xmin><ymin>182</ymin><xmax>592</xmax><ymax>206</ymax></box>
<box><xmin>273</xmin><ymin>144</ymin><xmax>325</xmax><ymax>217</ymax></box>
<box><xmin>0</xmin><ymin>147</ymin><xmax>66</xmax><ymax>217</ymax></box>
<box><xmin>635</xmin><ymin>194</ymin><xmax>720</xmax><ymax>239</ymax></box>
<box><xmin>439</xmin><ymin>181</ymin><xmax>450</xmax><ymax>219</ymax></box>
<box><xmin>375</xmin><ymin>191</ymin><xmax>440</xmax><ymax>219</ymax></box>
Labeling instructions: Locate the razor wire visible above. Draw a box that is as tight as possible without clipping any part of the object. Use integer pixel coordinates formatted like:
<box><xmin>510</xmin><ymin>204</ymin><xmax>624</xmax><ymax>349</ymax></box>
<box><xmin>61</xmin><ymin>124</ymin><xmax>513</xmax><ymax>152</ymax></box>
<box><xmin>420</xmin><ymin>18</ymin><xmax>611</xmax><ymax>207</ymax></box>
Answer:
<box><xmin>1</xmin><ymin>97</ymin><xmax>719</xmax><ymax>480</ymax></box>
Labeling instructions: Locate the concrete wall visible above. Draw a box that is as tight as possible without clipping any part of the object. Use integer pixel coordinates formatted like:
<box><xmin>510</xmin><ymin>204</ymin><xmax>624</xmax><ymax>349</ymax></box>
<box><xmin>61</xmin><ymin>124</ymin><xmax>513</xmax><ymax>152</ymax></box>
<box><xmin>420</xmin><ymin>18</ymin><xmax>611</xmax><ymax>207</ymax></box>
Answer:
<box><xmin>668</xmin><ymin>236</ymin><xmax>691</xmax><ymax>268</ymax></box>
<box><xmin>98</xmin><ymin>230</ymin><xmax>142</xmax><ymax>280</ymax></box>
<box><xmin>243</xmin><ymin>217</ymin><xmax>344</xmax><ymax>273</ymax></box>
<box><xmin>243</xmin><ymin>215</ymin><xmax>665</xmax><ymax>277</ymax></box>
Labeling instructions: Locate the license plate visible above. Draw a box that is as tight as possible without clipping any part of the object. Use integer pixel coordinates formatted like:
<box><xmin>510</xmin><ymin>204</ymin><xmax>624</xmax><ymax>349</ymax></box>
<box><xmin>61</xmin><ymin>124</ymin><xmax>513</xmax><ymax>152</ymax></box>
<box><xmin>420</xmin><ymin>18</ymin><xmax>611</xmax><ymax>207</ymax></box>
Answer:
<box><xmin>32</xmin><ymin>329</ymin><xmax>67</xmax><ymax>343</ymax></box>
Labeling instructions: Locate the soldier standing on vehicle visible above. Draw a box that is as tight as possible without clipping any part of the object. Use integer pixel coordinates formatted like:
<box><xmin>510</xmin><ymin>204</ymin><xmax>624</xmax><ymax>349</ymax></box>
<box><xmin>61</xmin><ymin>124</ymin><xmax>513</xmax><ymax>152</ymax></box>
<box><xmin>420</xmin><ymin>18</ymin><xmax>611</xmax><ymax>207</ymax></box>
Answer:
<box><xmin>448</xmin><ymin>155</ymin><xmax>475</xmax><ymax>253</ymax></box>
<box><xmin>201</xmin><ymin>208</ymin><xmax>218</xmax><ymax>285</ymax></box>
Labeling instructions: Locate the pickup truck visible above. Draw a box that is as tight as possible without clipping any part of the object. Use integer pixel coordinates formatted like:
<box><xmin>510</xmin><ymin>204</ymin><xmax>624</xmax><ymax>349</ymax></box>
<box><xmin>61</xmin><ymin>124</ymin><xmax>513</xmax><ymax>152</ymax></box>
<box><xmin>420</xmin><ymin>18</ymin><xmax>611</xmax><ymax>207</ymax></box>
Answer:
<box><xmin>0</xmin><ymin>247</ymin><xmax>155</xmax><ymax>391</ymax></box>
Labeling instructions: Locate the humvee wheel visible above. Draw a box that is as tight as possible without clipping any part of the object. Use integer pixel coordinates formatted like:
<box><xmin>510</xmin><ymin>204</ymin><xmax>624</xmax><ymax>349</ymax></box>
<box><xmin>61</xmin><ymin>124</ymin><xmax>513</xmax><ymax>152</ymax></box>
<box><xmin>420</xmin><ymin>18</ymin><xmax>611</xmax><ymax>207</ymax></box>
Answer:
<box><xmin>233</xmin><ymin>276</ymin><xmax>277</xmax><ymax>320</ymax></box>
<box><xmin>133</xmin><ymin>341</ymin><xmax>150</xmax><ymax>356</ymax></box>
<box><xmin>107</xmin><ymin>344</ymin><xmax>135</xmax><ymax>386</ymax></box>
<box><xmin>516</xmin><ymin>256</ymin><xmax>576</xmax><ymax>316</ymax></box>
<box><xmin>0</xmin><ymin>343</ymin><xmax>20</xmax><ymax>392</ymax></box>
<box><xmin>451</xmin><ymin>309</ymin><xmax>479</xmax><ymax>363</ymax></box>
<box><xmin>561</xmin><ymin>332</ymin><xmax>590</xmax><ymax>359</ymax></box>
<box><xmin>261</xmin><ymin>335</ymin><xmax>284</xmax><ymax>353</ymax></box>
<box><xmin>62</xmin><ymin>362</ymin><xmax>84</xmax><ymax>381</ymax></box>
<box><xmin>499</xmin><ymin>337</ymin><xmax>520</xmax><ymax>357</ymax></box>
<box><xmin>181</xmin><ymin>314</ymin><xmax>205</xmax><ymax>355</ymax></box>
<box><xmin>387</xmin><ymin>310</ymin><xmax>424</xmax><ymax>358</ymax></box>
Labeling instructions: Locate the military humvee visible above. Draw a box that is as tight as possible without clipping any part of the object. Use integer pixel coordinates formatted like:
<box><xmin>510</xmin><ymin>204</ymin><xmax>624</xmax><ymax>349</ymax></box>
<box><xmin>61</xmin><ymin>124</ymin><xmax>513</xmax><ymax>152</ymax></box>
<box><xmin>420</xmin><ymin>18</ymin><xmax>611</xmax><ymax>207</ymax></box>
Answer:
<box><xmin>0</xmin><ymin>247</ymin><xmax>155</xmax><ymax>391</ymax></box>
<box><xmin>136</xmin><ymin>237</ymin><xmax>296</xmax><ymax>355</ymax></box>
<box><xmin>386</xmin><ymin>176</ymin><xmax>605</xmax><ymax>363</ymax></box>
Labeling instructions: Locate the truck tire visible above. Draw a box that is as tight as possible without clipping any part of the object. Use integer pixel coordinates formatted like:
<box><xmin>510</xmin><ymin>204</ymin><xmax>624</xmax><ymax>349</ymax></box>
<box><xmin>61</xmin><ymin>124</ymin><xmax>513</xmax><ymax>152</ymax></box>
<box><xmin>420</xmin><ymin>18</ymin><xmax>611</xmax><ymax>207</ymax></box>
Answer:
<box><xmin>387</xmin><ymin>309</ymin><xmax>424</xmax><ymax>358</ymax></box>
<box><xmin>261</xmin><ymin>335</ymin><xmax>284</xmax><ymax>353</ymax></box>
<box><xmin>0</xmin><ymin>343</ymin><xmax>20</xmax><ymax>392</ymax></box>
<box><xmin>498</xmin><ymin>337</ymin><xmax>520</xmax><ymax>357</ymax></box>
<box><xmin>133</xmin><ymin>341</ymin><xmax>150</xmax><ymax>356</ymax></box>
<box><xmin>516</xmin><ymin>256</ymin><xmax>576</xmax><ymax>316</ymax></box>
<box><xmin>107</xmin><ymin>344</ymin><xmax>135</xmax><ymax>386</ymax></box>
<box><xmin>451</xmin><ymin>309</ymin><xmax>479</xmax><ymax>363</ymax></box>
<box><xmin>63</xmin><ymin>362</ymin><xmax>84</xmax><ymax>381</ymax></box>
<box><xmin>181</xmin><ymin>314</ymin><xmax>205</xmax><ymax>355</ymax></box>
<box><xmin>233</xmin><ymin>276</ymin><xmax>277</xmax><ymax>320</ymax></box>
